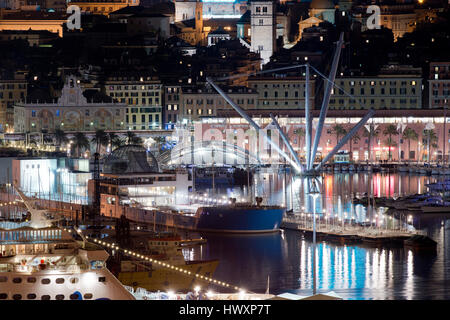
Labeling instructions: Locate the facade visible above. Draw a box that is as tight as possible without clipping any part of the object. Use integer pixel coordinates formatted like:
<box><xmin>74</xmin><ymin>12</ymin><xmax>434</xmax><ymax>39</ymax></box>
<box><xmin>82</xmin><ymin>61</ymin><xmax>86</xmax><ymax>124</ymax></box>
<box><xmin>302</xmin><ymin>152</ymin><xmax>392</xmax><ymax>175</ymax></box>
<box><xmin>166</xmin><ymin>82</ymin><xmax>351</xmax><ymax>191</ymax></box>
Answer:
<box><xmin>105</xmin><ymin>74</ymin><xmax>163</xmax><ymax>130</ymax></box>
<box><xmin>175</xmin><ymin>0</ymin><xmax>247</xmax><ymax>21</ymax></box>
<box><xmin>180</xmin><ymin>85</ymin><xmax>258</xmax><ymax>121</ymax></box>
<box><xmin>70</xmin><ymin>0</ymin><xmax>140</xmax><ymax>15</ymax></box>
<box><xmin>308</xmin><ymin>0</ymin><xmax>335</xmax><ymax>24</ymax></box>
<box><xmin>14</xmin><ymin>76</ymin><xmax>127</xmax><ymax>133</ymax></box>
<box><xmin>0</xmin><ymin>72</ymin><xmax>27</xmax><ymax>133</ymax></box>
<box><xmin>247</xmin><ymin>76</ymin><xmax>315</xmax><ymax>110</ymax></box>
<box><xmin>429</xmin><ymin>62</ymin><xmax>450</xmax><ymax>109</ymax></box>
<box><xmin>163</xmin><ymin>85</ymin><xmax>182</xmax><ymax>130</ymax></box>
<box><xmin>127</xmin><ymin>13</ymin><xmax>171</xmax><ymax>38</ymax></box>
<box><xmin>0</xmin><ymin>30</ymin><xmax>58</xmax><ymax>46</ymax></box>
<box><xmin>250</xmin><ymin>0</ymin><xmax>276</xmax><ymax>65</ymax></box>
<box><xmin>0</xmin><ymin>11</ymin><xmax>67</xmax><ymax>37</ymax></box>
<box><xmin>194</xmin><ymin>109</ymin><xmax>450</xmax><ymax>163</ymax></box>
<box><xmin>329</xmin><ymin>66</ymin><xmax>422</xmax><ymax>110</ymax></box>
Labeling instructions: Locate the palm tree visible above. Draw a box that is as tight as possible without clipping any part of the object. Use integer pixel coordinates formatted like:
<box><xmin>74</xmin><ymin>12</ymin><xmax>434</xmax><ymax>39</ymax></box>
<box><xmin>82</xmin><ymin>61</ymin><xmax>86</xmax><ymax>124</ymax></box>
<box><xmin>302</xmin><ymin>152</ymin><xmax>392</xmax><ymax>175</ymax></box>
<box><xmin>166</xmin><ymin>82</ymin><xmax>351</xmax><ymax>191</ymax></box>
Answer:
<box><xmin>72</xmin><ymin>132</ymin><xmax>90</xmax><ymax>158</ymax></box>
<box><xmin>383</xmin><ymin>124</ymin><xmax>398</xmax><ymax>161</ymax></box>
<box><xmin>349</xmin><ymin>133</ymin><xmax>360</xmax><ymax>161</ymax></box>
<box><xmin>108</xmin><ymin>132</ymin><xmax>125</xmax><ymax>151</ymax></box>
<box><xmin>363</xmin><ymin>124</ymin><xmax>379</xmax><ymax>163</ymax></box>
<box><xmin>54</xmin><ymin>128</ymin><xmax>68</xmax><ymax>151</ymax></box>
<box><xmin>423</xmin><ymin>129</ymin><xmax>438</xmax><ymax>163</ymax></box>
<box><xmin>402</xmin><ymin>127</ymin><xmax>418</xmax><ymax>161</ymax></box>
<box><xmin>331</xmin><ymin>124</ymin><xmax>347</xmax><ymax>146</ymax></box>
<box><xmin>91</xmin><ymin>129</ymin><xmax>109</xmax><ymax>154</ymax></box>
<box><xmin>125</xmin><ymin>131</ymin><xmax>143</xmax><ymax>145</ymax></box>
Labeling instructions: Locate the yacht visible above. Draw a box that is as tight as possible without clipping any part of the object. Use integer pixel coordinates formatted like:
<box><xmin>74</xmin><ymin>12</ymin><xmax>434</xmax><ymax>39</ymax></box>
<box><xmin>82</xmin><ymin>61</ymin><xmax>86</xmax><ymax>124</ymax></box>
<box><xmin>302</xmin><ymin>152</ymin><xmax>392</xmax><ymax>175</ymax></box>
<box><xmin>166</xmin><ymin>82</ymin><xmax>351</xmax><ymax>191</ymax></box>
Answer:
<box><xmin>0</xmin><ymin>186</ymin><xmax>135</xmax><ymax>300</ymax></box>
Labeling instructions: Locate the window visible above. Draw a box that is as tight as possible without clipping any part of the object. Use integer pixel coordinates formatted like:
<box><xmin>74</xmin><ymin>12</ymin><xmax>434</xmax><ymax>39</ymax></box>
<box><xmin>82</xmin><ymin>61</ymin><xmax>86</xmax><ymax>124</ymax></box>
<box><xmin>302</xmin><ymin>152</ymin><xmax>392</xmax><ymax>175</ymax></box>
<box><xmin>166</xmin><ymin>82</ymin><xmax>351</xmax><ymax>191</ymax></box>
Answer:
<box><xmin>55</xmin><ymin>294</ymin><xmax>64</xmax><ymax>300</ymax></box>
<box><xmin>41</xmin><ymin>278</ymin><xmax>51</xmax><ymax>285</ymax></box>
<box><xmin>263</xmin><ymin>6</ymin><xmax>267</xmax><ymax>12</ymax></box>
<box><xmin>0</xmin><ymin>293</ymin><xmax>7</xmax><ymax>299</ymax></box>
<box><xmin>56</xmin><ymin>278</ymin><xmax>65</xmax><ymax>284</ymax></box>
<box><xmin>12</xmin><ymin>278</ymin><xmax>22</xmax><ymax>284</ymax></box>
<box><xmin>27</xmin><ymin>277</ymin><xmax>36</xmax><ymax>283</ymax></box>
<box><xmin>256</xmin><ymin>6</ymin><xmax>261</xmax><ymax>13</ymax></box>
<box><xmin>259</xmin><ymin>19</ymin><xmax>263</xmax><ymax>25</ymax></box>
<box><xmin>84</xmin><ymin>293</ymin><xmax>93</xmax><ymax>299</ymax></box>
<box><xmin>27</xmin><ymin>293</ymin><xmax>37</xmax><ymax>300</ymax></box>
<box><xmin>0</xmin><ymin>277</ymin><xmax>7</xmax><ymax>282</ymax></box>
<box><xmin>70</xmin><ymin>293</ymin><xmax>81</xmax><ymax>300</ymax></box>
<box><xmin>13</xmin><ymin>294</ymin><xmax>22</xmax><ymax>300</ymax></box>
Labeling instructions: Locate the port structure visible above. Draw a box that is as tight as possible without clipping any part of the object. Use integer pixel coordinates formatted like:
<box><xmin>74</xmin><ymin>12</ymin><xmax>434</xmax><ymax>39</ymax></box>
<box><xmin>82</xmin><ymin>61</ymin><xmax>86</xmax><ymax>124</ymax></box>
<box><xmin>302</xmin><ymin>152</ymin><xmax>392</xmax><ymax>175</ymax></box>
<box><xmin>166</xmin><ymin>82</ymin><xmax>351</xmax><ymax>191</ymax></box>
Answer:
<box><xmin>206</xmin><ymin>32</ymin><xmax>375</xmax><ymax>175</ymax></box>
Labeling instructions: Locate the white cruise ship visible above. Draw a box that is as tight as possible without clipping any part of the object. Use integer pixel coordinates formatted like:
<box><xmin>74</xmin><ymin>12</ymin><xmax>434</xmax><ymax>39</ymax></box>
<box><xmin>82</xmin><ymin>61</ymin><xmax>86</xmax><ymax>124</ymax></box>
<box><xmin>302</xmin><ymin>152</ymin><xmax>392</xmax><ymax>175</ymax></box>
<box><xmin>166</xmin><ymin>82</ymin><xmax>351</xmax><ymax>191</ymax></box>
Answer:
<box><xmin>0</xmin><ymin>186</ymin><xmax>135</xmax><ymax>300</ymax></box>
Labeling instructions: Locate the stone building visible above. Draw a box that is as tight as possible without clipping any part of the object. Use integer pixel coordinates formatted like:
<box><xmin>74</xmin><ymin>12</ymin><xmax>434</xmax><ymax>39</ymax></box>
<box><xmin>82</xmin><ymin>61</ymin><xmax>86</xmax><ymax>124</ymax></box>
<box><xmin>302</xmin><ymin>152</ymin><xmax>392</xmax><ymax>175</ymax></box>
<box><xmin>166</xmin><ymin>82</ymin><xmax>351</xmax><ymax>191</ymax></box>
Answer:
<box><xmin>14</xmin><ymin>76</ymin><xmax>127</xmax><ymax>133</ymax></box>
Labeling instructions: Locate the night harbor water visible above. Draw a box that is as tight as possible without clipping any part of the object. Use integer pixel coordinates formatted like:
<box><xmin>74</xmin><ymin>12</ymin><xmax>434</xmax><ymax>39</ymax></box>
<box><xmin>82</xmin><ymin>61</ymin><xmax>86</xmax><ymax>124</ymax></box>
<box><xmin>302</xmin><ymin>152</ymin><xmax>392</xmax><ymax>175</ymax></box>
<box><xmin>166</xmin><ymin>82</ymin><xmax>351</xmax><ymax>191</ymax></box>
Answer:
<box><xmin>182</xmin><ymin>172</ymin><xmax>450</xmax><ymax>300</ymax></box>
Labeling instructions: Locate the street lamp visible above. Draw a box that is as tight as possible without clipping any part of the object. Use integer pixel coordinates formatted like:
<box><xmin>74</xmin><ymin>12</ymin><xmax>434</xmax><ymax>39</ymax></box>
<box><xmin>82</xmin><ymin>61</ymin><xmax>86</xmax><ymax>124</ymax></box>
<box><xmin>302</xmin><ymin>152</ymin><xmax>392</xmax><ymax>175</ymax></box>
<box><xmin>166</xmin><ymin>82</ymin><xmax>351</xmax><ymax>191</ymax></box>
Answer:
<box><xmin>308</xmin><ymin>179</ymin><xmax>320</xmax><ymax>296</ymax></box>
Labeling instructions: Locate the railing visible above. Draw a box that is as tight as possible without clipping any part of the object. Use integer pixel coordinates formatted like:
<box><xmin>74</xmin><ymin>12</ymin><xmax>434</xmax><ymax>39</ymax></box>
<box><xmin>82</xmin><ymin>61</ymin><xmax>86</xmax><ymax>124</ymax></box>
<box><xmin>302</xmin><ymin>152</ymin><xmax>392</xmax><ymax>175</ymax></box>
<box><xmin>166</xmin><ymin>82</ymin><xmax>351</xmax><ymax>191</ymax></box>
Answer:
<box><xmin>0</xmin><ymin>263</ymin><xmax>91</xmax><ymax>273</ymax></box>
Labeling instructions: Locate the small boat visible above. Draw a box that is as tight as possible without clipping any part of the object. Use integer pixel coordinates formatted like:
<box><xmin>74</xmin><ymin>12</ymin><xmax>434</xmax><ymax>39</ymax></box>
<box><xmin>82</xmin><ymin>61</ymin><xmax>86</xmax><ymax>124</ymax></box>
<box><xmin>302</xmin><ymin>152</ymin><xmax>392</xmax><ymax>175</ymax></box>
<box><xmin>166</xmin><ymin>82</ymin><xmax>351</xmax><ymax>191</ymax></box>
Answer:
<box><xmin>334</xmin><ymin>165</ymin><xmax>341</xmax><ymax>173</ymax></box>
<box><xmin>404</xmin><ymin>235</ymin><xmax>437</xmax><ymax>250</ymax></box>
<box><xmin>431</xmin><ymin>167</ymin><xmax>441</xmax><ymax>175</ymax></box>
<box><xmin>348</xmin><ymin>164</ymin><xmax>356</xmax><ymax>172</ymax></box>
<box><xmin>420</xmin><ymin>204</ymin><xmax>450</xmax><ymax>213</ymax></box>
<box><xmin>409</xmin><ymin>166</ymin><xmax>417</xmax><ymax>173</ymax></box>
<box><xmin>419</xmin><ymin>167</ymin><xmax>428</xmax><ymax>175</ymax></box>
<box><xmin>341</xmin><ymin>165</ymin><xmax>348</xmax><ymax>172</ymax></box>
<box><xmin>398</xmin><ymin>166</ymin><xmax>409</xmax><ymax>173</ymax></box>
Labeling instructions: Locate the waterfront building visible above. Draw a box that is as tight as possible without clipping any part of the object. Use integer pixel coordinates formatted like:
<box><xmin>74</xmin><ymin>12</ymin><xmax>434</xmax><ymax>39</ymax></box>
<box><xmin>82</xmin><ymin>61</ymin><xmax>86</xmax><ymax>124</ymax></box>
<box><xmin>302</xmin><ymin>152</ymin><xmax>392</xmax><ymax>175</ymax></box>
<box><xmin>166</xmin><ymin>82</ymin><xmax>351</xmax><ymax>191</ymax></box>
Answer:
<box><xmin>207</xmin><ymin>26</ymin><xmax>231</xmax><ymax>46</ymax></box>
<box><xmin>14</xmin><ymin>76</ymin><xmax>127</xmax><ymax>133</ymax></box>
<box><xmin>250</xmin><ymin>0</ymin><xmax>276</xmax><ymax>65</ymax></box>
<box><xmin>98</xmin><ymin>145</ymin><xmax>192</xmax><ymax>216</ymax></box>
<box><xmin>429</xmin><ymin>62</ymin><xmax>450</xmax><ymax>109</ymax></box>
<box><xmin>174</xmin><ymin>0</ymin><xmax>207</xmax><ymax>45</ymax></box>
<box><xmin>0</xmin><ymin>71</ymin><xmax>27</xmax><ymax>133</ymax></box>
<box><xmin>190</xmin><ymin>108</ymin><xmax>450</xmax><ymax>164</ymax></box>
<box><xmin>247</xmin><ymin>75</ymin><xmax>315</xmax><ymax>110</ymax></box>
<box><xmin>11</xmin><ymin>157</ymin><xmax>91</xmax><ymax>204</ymax></box>
<box><xmin>105</xmin><ymin>73</ymin><xmax>163</xmax><ymax>130</ymax></box>
<box><xmin>180</xmin><ymin>85</ymin><xmax>258</xmax><ymax>122</ymax></box>
<box><xmin>329</xmin><ymin>65</ymin><xmax>422</xmax><ymax>110</ymax></box>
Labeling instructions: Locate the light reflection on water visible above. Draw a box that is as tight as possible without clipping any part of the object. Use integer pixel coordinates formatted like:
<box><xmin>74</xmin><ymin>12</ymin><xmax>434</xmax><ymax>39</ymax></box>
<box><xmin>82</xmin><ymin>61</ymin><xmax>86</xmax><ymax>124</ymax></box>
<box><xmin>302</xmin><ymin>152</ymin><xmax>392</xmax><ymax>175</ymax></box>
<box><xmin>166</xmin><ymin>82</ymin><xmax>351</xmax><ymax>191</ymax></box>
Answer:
<box><xmin>185</xmin><ymin>172</ymin><xmax>450</xmax><ymax>300</ymax></box>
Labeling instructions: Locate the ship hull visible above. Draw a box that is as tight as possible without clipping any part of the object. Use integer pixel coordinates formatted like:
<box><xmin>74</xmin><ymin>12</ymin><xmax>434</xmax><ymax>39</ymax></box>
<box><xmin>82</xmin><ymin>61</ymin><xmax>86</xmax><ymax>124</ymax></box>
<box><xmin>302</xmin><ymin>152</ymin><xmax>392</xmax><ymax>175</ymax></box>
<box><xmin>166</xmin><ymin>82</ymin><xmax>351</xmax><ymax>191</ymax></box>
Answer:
<box><xmin>117</xmin><ymin>260</ymin><xmax>219</xmax><ymax>292</ymax></box>
<box><xmin>196</xmin><ymin>206</ymin><xmax>284</xmax><ymax>233</ymax></box>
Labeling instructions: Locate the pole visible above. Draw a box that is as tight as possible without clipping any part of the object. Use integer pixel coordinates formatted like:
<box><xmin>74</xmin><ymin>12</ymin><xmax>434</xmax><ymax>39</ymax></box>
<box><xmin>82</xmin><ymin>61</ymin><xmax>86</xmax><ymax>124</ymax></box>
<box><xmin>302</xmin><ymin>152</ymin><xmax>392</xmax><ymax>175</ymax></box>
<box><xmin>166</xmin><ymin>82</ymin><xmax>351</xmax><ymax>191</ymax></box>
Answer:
<box><xmin>309</xmin><ymin>33</ymin><xmax>344</xmax><ymax>170</ymax></box>
<box><xmin>444</xmin><ymin>105</ymin><xmax>447</xmax><ymax>165</ymax></box>
<box><xmin>206</xmin><ymin>77</ymin><xmax>302</xmax><ymax>172</ymax></box>
<box><xmin>305</xmin><ymin>63</ymin><xmax>312</xmax><ymax>171</ymax></box>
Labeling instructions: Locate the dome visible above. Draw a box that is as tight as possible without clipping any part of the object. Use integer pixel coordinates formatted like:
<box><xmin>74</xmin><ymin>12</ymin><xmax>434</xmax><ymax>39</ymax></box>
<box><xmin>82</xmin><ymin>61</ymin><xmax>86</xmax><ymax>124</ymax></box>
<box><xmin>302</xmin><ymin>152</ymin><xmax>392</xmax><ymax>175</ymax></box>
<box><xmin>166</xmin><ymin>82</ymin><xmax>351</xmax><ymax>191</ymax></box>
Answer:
<box><xmin>310</xmin><ymin>0</ymin><xmax>335</xmax><ymax>9</ymax></box>
<box><xmin>102</xmin><ymin>145</ymin><xmax>159</xmax><ymax>174</ymax></box>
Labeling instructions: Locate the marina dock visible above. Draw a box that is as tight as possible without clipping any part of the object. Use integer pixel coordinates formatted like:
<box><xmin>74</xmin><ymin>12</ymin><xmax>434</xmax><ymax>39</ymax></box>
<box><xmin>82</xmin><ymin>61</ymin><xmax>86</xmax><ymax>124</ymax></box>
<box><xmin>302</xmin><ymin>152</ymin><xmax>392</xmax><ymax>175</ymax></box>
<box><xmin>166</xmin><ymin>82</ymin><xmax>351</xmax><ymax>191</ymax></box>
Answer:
<box><xmin>281</xmin><ymin>216</ymin><xmax>425</xmax><ymax>246</ymax></box>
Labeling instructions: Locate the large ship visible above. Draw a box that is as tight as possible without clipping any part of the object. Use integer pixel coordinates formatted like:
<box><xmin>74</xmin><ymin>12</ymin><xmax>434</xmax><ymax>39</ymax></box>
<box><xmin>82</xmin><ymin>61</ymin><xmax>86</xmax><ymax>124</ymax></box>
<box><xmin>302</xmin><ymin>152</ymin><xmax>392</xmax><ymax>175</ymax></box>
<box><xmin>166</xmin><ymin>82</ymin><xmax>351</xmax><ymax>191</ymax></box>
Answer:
<box><xmin>108</xmin><ymin>232</ymin><xmax>219</xmax><ymax>292</ymax></box>
<box><xmin>0</xmin><ymin>188</ymin><xmax>135</xmax><ymax>300</ymax></box>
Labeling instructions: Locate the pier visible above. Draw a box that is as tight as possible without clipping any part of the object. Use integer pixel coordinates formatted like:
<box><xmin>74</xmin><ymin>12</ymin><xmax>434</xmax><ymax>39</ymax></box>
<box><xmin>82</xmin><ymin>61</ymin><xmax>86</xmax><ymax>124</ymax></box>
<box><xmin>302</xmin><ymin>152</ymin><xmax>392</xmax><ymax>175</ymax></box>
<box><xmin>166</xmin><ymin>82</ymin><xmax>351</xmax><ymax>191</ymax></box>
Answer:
<box><xmin>281</xmin><ymin>216</ymin><xmax>425</xmax><ymax>246</ymax></box>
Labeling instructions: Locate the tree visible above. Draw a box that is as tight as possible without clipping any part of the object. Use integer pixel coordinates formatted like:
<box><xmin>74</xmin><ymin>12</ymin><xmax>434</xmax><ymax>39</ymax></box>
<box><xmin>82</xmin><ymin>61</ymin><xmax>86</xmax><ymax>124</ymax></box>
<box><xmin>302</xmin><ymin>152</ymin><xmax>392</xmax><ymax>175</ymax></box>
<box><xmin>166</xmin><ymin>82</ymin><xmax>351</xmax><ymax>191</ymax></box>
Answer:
<box><xmin>402</xmin><ymin>127</ymin><xmax>418</xmax><ymax>161</ymax></box>
<box><xmin>363</xmin><ymin>124</ymin><xmax>379</xmax><ymax>163</ymax></box>
<box><xmin>91</xmin><ymin>129</ymin><xmax>108</xmax><ymax>154</ymax></box>
<box><xmin>349</xmin><ymin>133</ymin><xmax>360</xmax><ymax>161</ymax></box>
<box><xmin>72</xmin><ymin>132</ymin><xmax>90</xmax><ymax>158</ymax></box>
<box><xmin>423</xmin><ymin>129</ymin><xmax>438</xmax><ymax>163</ymax></box>
<box><xmin>108</xmin><ymin>132</ymin><xmax>125</xmax><ymax>151</ymax></box>
<box><xmin>383</xmin><ymin>124</ymin><xmax>398</xmax><ymax>161</ymax></box>
<box><xmin>54</xmin><ymin>128</ymin><xmax>68</xmax><ymax>151</ymax></box>
<box><xmin>331</xmin><ymin>124</ymin><xmax>347</xmax><ymax>146</ymax></box>
<box><xmin>125</xmin><ymin>131</ymin><xmax>143</xmax><ymax>145</ymax></box>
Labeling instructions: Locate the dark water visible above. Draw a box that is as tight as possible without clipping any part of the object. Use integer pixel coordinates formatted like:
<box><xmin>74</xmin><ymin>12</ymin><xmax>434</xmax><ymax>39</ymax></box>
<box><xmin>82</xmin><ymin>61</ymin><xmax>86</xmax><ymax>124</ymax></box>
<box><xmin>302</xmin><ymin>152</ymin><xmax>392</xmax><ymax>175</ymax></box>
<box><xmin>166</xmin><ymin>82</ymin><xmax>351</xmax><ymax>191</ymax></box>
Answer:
<box><xmin>182</xmin><ymin>172</ymin><xmax>450</xmax><ymax>300</ymax></box>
